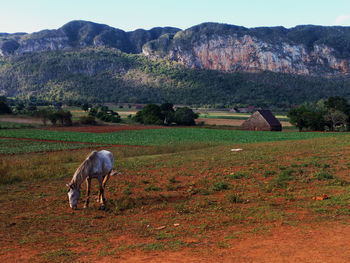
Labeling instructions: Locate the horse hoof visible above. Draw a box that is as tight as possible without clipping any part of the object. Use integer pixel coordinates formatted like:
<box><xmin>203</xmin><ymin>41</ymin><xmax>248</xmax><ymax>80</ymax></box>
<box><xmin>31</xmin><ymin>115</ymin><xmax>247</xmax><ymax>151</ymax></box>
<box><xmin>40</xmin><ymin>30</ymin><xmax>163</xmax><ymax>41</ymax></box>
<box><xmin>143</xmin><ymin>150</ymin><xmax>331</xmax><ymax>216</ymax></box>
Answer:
<box><xmin>99</xmin><ymin>205</ymin><xmax>105</xmax><ymax>210</ymax></box>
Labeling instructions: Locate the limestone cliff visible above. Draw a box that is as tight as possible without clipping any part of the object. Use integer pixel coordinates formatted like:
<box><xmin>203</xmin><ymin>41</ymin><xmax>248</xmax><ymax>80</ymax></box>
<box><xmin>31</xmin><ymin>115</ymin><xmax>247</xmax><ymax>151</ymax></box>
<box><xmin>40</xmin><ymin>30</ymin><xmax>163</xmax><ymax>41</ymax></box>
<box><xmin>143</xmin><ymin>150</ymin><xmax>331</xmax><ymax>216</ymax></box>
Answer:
<box><xmin>143</xmin><ymin>23</ymin><xmax>350</xmax><ymax>76</ymax></box>
<box><xmin>2</xmin><ymin>21</ymin><xmax>350</xmax><ymax>77</ymax></box>
<box><xmin>0</xmin><ymin>20</ymin><xmax>180</xmax><ymax>56</ymax></box>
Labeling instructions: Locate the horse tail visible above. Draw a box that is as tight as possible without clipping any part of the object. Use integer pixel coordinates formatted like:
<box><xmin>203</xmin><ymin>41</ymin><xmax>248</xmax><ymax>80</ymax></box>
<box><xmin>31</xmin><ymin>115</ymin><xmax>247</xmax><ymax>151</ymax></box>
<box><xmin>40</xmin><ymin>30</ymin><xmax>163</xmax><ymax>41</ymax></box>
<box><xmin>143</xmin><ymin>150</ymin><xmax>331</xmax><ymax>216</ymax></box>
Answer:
<box><xmin>110</xmin><ymin>170</ymin><xmax>119</xmax><ymax>176</ymax></box>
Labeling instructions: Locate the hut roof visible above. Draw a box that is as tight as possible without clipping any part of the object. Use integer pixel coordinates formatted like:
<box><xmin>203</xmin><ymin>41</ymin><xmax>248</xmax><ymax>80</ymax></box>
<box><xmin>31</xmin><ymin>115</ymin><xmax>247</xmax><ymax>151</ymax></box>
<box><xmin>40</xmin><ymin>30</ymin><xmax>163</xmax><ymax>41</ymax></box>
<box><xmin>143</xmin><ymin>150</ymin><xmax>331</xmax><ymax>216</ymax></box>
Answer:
<box><xmin>257</xmin><ymin>110</ymin><xmax>281</xmax><ymax>127</ymax></box>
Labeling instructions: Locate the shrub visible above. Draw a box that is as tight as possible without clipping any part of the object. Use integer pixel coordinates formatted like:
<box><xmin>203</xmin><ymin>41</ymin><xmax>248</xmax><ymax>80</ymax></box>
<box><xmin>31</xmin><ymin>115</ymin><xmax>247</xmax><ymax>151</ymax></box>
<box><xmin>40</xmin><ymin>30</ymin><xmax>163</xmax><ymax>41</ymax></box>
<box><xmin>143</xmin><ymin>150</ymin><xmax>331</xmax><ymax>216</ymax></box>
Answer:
<box><xmin>79</xmin><ymin>115</ymin><xmax>97</xmax><ymax>125</ymax></box>
<box><xmin>48</xmin><ymin>110</ymin><xmax>72</xmax><ymax>126</ymax></box>
<box><xmin>316</xmin><ymin>171</ymin><xmax>334</xmax><ymax>180</ymax></box>
<box><xmin>89</xmin><ymin>106</ymin><xmax>121</xmax><ymax>123</ymax></box>
<box><xmin>272</xmin><ymin>168</ymin><xmax>294</xmax><ymax>189</ymax></box>
<box><xmin>211</xmin><ymin>181</ymin><xmax>229</xmax><ymax>191</ymax></box>
<box><xmin>0</xmin><ymin>96</ymin><xmax>12</xmax><ymax>114</ymax></box>
<box><xmin>229</xmin><ymin>172</ymin><xmax>249</xmax><ymax>179</ymax></box>
<box><xmin>145</xmin><ymin>184</ymin><xmax>162</xmax><ymax>192</ymax></box>
<box><xmin>174</xmin><ymin>107</ymin><xmax>198</xmax><ymax>125</ymax></box>
<box><xmin>133</xmin><ymin>104</ymin><xmax>164</xmax><ymax>125</ymax></box>
<box><xmin>113</xmin><ymin>196</ymin><xmax>136</xmax><ymax>212</ymax></box>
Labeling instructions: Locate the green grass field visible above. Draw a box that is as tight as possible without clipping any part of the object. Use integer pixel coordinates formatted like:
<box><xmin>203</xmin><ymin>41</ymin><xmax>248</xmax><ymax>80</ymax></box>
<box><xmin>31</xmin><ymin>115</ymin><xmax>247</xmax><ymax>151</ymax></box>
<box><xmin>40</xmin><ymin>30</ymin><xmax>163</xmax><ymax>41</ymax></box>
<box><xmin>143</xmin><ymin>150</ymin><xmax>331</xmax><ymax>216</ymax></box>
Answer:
<box><xmin>0</xmin><ymin>128</ymin><xmax>343</xmax><ymax>148</ymax></box>
<box><xmin>0</xmin><ymin>121</ymin><xmax>35</xmax><ymax>129</ymax></box>
<box><xmin>0</xmin><ymin>138</ymin><xmax>105</xmax><ymax>154</ymax></box>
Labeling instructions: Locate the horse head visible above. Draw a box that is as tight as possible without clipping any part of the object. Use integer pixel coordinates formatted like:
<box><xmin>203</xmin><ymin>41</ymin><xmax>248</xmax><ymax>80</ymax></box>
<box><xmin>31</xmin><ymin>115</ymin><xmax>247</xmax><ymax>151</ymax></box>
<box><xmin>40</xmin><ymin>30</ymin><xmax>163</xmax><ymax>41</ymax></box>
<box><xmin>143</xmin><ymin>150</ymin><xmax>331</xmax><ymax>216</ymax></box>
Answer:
<box><xmin>66</xmin><ymin>184</ymin><xmax>80</xmax><ymax>209</ymax></box>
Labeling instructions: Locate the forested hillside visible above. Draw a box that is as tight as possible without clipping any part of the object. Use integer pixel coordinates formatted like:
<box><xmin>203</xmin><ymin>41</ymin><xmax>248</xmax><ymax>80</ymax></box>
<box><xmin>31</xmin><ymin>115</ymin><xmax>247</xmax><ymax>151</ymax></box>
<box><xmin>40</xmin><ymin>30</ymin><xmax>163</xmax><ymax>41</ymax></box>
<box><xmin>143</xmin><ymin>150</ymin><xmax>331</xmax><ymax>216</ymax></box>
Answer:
<box><xmin>1</xmin><ymin>47</ymin><xmax>350</xmax><ymax>110</ymax></box>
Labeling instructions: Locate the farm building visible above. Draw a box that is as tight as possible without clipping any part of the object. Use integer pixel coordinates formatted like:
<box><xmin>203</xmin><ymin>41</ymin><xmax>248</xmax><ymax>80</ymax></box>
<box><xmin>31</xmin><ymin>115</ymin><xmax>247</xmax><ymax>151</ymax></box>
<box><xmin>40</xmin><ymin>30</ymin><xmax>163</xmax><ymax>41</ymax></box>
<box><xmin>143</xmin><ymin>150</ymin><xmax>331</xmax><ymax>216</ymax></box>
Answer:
<box><xmin>242</xmin><ymin>110</ymin><xmax>282</xmax><ymax>131</ymax></box>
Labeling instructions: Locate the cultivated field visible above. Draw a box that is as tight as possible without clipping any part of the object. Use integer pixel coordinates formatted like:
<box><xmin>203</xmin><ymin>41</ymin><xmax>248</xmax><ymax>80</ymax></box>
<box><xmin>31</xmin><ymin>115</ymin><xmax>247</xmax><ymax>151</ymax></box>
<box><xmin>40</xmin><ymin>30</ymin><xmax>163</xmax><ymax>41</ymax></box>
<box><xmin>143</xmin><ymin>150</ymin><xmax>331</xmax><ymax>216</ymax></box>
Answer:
<box><xmin>1</xmin><ymin>125</ymin><xmax>350</xmax><ymax>262</ymax></box>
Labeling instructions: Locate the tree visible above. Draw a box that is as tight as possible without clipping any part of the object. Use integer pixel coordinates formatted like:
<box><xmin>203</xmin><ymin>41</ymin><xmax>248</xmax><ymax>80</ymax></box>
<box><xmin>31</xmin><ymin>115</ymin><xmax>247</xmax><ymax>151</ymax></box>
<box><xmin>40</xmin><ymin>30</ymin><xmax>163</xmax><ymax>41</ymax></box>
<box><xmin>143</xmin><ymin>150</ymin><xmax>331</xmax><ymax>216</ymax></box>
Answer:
<box><xmin>288</xmin><ymin>105</ymin><xmax>325</xmax><ymax>131</ymax></box>
<box><xmin>160</xmin><ymin>103</ymin><xmax>175</xmax><ymax>125</ymax></box>
<box><xmin>133</xmin><ymin>104</ymin><xmax>163</xmax><ymax>125</ymax></box>
<box><xmin>34</xmin><ymin>108</ymin><xmax>51</xmax><ymax>125</ymax></box>
<box><xmin>88</xmin><ymin>107</ymin><xmax>98</xmax><ymax>116</ymax></box>
<box><xmin>26</xmin><ymin>103</ymin><xmax>37</xmax><ymax>112</ymax></box>
<box><xmin>324</xmin><ymin>96</ymin><xmax>350</xmax><ymax>114</ymax></box>
<box><xmin>324</xmin><ymin>109</ymin><xmax>347</xmax><ymax>131</ymax></box>
<box><xmin>324</xmin><ymin>96</ymin><xmax>350</xmax><ymax>130</ymax></box>
<box><xmin>81</xmin><ymin>102</ymin><xmax>89</xmax><ymax>112</ymax></box>
<box><xmin>174</xmin><ymin>107</ymin><xmax>198</xmax><ymax>126</ymax></box>
<box><xmin>48</xmin><ymin>110</ymin><xmax>72</xmax><ymax>126</ymax></box>
<box><xmin>0</xmin><ymin>96</ymin><xmax>12</xmax><ymax>114</ymax></box>
<box><xmin>79</xmin><ymin>115</ymin><xmax>97</xmax><ymax>125</ymax></box>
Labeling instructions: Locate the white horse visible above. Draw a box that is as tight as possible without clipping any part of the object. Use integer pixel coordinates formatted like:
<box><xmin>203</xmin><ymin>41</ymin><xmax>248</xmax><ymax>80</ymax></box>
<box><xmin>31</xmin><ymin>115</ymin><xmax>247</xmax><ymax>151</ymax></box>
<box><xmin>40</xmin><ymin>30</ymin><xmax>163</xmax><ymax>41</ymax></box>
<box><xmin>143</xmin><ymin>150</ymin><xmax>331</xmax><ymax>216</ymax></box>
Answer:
<box><xmin>66</xmin><ymin>150</ymin><xmax>118</xmax><ymax>210</ymax></box>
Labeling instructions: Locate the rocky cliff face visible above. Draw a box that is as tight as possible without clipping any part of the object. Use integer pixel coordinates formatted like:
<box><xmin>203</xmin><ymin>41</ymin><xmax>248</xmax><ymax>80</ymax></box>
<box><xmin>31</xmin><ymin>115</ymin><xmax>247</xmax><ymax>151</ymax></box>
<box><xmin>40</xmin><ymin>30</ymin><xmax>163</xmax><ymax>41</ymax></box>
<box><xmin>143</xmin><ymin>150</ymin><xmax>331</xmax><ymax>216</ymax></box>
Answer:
<box><xmin>0</xmin><ymin>20</ymin><xmax>180</xmax><ymax>56</ymax></box>
<box><xmin>2</xmin><ymin>21</ymin><xmax>350</xmax><ymax>77</ymax></box>
<box><xmin>143</xmin><ymin>23</ymin><xmax>350</xmax><ymax>76</ymax></box>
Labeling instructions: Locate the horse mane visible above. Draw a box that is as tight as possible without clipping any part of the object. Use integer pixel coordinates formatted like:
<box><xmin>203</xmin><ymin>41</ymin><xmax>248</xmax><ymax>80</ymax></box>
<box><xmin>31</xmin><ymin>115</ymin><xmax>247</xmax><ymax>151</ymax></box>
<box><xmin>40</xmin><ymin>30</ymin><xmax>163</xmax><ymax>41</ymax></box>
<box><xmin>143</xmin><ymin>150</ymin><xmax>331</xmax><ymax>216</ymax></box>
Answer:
<box><xmin>69</xmin><ymin>151</ymin><xmax>98</xmax><ymax>189</ymax></box>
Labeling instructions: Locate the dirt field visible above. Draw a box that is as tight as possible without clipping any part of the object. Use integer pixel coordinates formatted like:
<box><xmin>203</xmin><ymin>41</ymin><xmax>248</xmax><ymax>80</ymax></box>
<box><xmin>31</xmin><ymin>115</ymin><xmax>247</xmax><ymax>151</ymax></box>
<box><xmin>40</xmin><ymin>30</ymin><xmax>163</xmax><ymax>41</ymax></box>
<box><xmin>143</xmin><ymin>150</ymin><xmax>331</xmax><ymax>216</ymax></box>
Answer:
<box><xmin>101</xmin><ymin>223</ymin><xmax>350</xmax><ymax>263</ymax></box>
<box><xmin>0</xmin><ymin>116</ymin><xmax>42</xmax><ymax>124</ymax></box>
<box><xmin>2</xmin><ymin>222</ymin><xmax>350</xmax><ymax>262</ymax></box>
<box><xmin>1</xmin><ymin>128</ymin><xmax>350</xmax><ymax>262</ymax></box>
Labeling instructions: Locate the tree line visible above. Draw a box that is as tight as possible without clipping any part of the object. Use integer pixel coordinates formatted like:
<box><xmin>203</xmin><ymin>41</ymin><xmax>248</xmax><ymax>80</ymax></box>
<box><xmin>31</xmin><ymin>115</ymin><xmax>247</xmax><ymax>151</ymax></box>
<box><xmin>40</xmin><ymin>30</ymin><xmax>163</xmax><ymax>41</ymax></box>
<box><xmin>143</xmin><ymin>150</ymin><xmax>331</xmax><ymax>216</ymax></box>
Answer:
<box><xmin>288</xmin><ymin>96</ymin><xmax>350</xmax><ymax>131</ymax></box>
<box><xmin>133</xmin><ymin>103</ymin><xmax>198</xmax><ymax>125</ymax></box>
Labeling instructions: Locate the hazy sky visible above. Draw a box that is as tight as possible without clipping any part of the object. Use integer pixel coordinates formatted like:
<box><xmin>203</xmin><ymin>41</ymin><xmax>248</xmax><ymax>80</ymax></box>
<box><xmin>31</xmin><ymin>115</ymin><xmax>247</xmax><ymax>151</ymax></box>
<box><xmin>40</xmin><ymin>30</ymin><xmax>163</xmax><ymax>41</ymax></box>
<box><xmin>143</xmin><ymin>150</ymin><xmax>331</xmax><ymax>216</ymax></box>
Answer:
<box><xmin>1</xmin><ymin>0</ymin><xmax>350</xmax><ymax>33</ymax></box>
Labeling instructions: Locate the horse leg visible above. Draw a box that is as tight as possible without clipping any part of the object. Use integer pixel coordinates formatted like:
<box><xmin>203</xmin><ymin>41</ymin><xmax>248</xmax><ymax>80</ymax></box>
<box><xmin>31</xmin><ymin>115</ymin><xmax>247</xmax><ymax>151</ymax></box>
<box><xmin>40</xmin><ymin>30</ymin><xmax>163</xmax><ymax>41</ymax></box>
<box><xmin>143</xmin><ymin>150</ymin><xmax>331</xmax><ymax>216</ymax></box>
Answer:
<box><xmin>84</xmin><ymin>178</ymin><xmax>91</xmax><ymax>208</ymax></box>
<box><xmin>102</xmin><ymin>172</ymin><xmax>111</xmax><ymax>189</ymax></box>
<box><xmin>98</xmin><ymin>173</ymin><xmax>111</xmax><ymax>204</ymax></box>
<box><xmin>98</xmin><ymin>178</ymin><xmax>105</xmax><ymax>210</ymax></box>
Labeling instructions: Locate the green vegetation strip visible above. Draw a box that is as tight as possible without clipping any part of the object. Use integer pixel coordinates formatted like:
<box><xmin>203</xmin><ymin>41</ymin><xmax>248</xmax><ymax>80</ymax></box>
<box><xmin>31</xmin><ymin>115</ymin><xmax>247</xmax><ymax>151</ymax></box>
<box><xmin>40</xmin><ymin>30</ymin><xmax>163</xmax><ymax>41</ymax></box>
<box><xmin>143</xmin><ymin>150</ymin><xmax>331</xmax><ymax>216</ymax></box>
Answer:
<box><xmin>0</xmin><ymin>128</ymin><xmax>344</xmax><ymax>146</ymax></box>
<box><xmin>199</xmin><ymin>114</ymin><xmax>290</xmax><ymax>121</ymax></box>
<box><xmin>0</xmin><ymin>138</ymin><xmax>104</xmax><ymax>154</ymax></box>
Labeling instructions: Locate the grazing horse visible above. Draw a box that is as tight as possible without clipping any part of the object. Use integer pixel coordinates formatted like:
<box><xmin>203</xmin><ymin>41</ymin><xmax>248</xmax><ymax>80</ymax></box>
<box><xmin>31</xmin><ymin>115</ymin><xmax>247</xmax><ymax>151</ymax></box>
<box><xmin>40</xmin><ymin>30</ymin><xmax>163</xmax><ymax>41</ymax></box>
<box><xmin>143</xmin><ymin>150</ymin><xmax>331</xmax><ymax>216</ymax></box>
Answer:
<box><xmin>66</xmin><ymin>150</ymin><xmax>118</xmax><ymax>210</ymax></box>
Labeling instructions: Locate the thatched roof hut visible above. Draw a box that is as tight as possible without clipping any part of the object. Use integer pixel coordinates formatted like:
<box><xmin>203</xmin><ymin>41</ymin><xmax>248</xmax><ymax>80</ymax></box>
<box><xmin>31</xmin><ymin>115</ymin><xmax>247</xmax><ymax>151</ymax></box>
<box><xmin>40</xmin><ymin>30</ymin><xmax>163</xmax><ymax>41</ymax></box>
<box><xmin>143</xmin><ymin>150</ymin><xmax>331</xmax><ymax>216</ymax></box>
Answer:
<box><xmin>242</xmin><ymin>110</ymin><xmax>282</xmax><ymax>131</ymax></box>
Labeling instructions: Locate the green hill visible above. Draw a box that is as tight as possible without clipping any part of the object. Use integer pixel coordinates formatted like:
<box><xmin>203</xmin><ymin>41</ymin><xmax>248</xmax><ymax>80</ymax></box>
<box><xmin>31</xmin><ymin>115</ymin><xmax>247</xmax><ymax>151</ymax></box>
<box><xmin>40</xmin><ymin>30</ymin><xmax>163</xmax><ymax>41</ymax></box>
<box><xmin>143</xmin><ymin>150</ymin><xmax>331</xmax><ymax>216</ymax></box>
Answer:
<box><xmin>1</xmin><ymin>47</ymin><xmax>350</xmax><ymax>110</ymax></box>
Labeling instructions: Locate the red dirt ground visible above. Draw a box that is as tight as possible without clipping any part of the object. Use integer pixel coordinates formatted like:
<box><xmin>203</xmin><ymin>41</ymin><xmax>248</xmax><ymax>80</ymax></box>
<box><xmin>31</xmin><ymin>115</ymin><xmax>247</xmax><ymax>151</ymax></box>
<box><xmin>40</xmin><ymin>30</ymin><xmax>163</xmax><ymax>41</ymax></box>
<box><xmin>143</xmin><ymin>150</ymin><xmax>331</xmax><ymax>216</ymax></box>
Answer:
<box><xmin>2</xmin><ymin>222</ymin><xmax>350</xmax><ymax>262</ymax></box>
<box><xmin>43</xmin><ymin>125</ymin><xmax>166</xmax><ymax>133</ymax></box>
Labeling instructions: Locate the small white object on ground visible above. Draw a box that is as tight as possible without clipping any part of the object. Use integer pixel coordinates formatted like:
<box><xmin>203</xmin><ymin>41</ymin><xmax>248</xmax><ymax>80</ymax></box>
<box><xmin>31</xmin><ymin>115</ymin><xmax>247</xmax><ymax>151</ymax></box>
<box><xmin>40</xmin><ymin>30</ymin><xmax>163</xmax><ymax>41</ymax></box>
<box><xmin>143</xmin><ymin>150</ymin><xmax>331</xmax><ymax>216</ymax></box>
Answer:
<box><xmin>231</xmin><ymin>148</ymin><xmax>243</xmax><ymax>152</ymax></box>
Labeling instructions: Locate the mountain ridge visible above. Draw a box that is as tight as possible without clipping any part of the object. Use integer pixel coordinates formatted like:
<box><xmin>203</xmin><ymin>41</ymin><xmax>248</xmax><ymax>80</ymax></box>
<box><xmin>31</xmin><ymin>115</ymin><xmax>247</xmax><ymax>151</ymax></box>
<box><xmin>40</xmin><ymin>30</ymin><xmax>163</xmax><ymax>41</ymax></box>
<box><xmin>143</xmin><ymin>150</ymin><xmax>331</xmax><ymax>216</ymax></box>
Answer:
<box><xmin>0</xmin><ymin>20</ymin><xmax>181</xmax><ymax>56</ymax></box>
<box><xmin>2</xmin><ymin>21</ymin><xmax>350</xmax><ymax>109</ymax></box>
<box><xmin>2</xmin><ymin>21</ymin><xmax>350</xmax><ymax>76</ymax></box>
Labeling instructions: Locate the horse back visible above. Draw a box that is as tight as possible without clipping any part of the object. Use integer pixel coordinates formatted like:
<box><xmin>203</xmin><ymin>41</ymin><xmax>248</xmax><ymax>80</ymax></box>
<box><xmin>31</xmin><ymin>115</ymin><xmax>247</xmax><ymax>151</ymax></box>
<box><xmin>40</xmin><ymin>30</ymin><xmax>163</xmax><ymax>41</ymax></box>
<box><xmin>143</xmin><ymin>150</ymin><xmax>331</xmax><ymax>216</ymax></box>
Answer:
<box><xmin>95</xmin><ymin>150</ymin><xmax>114</xmax><ymax>174</ymax></box>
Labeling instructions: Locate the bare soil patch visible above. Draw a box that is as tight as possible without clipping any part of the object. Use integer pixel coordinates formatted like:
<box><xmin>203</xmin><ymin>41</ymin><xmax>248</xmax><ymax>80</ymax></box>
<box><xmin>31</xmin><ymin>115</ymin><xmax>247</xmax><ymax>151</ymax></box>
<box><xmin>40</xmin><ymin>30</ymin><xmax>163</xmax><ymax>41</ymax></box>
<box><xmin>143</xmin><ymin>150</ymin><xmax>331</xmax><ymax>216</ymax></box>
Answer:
<box><xmin>196</xmin><ymin>118</ymin><xmax>244</xmax><ymax>126</ymax></box>
<box><xmin>2</xmin><ymin>223</ymin><xmax>350</xmax><ymax>262</ymax></box>
<box><xmin>0</xmin><ymin>116</ymin><xmax>42</xmax><ymax>124</ymax></box>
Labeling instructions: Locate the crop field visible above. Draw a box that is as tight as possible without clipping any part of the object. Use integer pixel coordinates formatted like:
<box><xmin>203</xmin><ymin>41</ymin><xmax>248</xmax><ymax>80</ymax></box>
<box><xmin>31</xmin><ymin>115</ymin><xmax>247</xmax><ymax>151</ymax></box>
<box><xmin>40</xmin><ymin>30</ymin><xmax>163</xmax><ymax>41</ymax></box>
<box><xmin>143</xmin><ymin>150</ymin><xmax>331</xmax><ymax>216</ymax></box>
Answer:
<box><xmin>1</xmin><ymin>126</ymin><xmax>350</xmax><ymax>262</ymax></box>
<box><xmin>0</xmin><ymin>127</ymin><xmax>342</xmax><ymax>147</ymax></box>
<box><xmin>0</xmin><ymin>138</ymin><xmax>106</xmax><ymax>155</ymax></box>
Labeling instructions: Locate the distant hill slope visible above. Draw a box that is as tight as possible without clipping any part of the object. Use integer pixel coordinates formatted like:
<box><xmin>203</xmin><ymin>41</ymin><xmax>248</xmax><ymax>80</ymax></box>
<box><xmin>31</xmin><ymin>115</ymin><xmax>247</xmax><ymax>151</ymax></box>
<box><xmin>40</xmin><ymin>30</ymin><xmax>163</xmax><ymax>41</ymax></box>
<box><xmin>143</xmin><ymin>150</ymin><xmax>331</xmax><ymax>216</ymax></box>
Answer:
<box><xmin>1</xmin><ymin>47</ymin><xmax>350</xmax><ymax>110</ymax></box>
<box><xmin>0</xmin><ymin>20</ymin><xmax>180</xmax><ymax>55</ymax></box>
